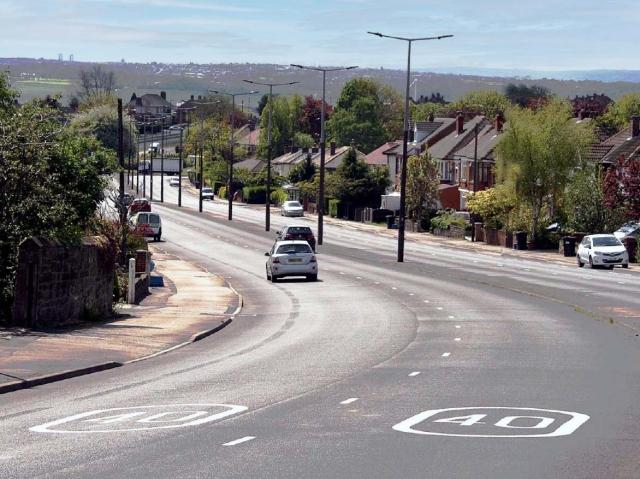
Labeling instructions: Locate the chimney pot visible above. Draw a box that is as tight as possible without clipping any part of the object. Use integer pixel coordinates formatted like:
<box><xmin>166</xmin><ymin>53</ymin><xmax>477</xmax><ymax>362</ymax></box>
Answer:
<box><xmin>160</xmin><ymin>91</ymin><xmax>166</xmax><ymax>100</ymax></box>
<box><xmin>632</xmin><ymin>115</ymin><xmax>640</xmax><ymax>137</ymax></box>
<box><xmin>190</xmin><ymin>95</ymin><xmax>194</xmax><ymax>101</ymax></box>
<box><xmin>427</xmin><ymin>113</ymin><xmax>434</xmax><ymax>122</ymax></box>
<box><xmin>330</xmin><ymin>141</ymin><xmax>337</xmax><ymax>155</ymax></box>
<box><xmin>495</xmin><ymin>113</ymin><xmax>504</xmax><ymax>133</ymax></box>
<box><xmin>456</xmin><ymin>111</ymin><xmax>464</xmax><ymax>135</ymax></box>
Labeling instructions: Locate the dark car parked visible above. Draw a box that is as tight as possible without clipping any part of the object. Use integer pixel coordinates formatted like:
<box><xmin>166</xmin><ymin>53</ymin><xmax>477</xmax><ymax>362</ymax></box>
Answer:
<box><xmin>129</xmin><ymin>198</ymin><xmax>151</xmax><ymax>215</ymax></box>
<box><xmin>276</xmin><ymin>225</ymin><xmax>316</xmax><ymax>252</ymax></box>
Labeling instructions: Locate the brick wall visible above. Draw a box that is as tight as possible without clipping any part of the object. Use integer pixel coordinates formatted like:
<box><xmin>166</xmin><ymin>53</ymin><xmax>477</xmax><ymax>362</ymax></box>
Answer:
<box><xmin>12</xmin><ymin>236</ymin><xmax>115</xmax><ymax>328</ymax></box>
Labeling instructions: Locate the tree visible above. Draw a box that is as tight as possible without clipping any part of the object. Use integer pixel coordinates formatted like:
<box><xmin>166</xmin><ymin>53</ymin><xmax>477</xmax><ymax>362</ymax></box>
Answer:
<box><xmin>406</xmin><ymin>152</ymin><xmax>440</xmax><ymax>221</ymax></box>
<box><xmin>505</xmin><ymin>83</ymin><xmax>550</xmax><ymax>108</ymax></box>
<box><xmin>603</xmin><ymin>156</ymin><xmax>640</xmax><ymax>221</ymax></box>
<box><xmin>598</xmin><ymin>93</ymin><xmax>640</xmax><ymax>133</ymax></box>
<box><xmin>0</xmin><ymin>100</ymin><xmax>116</xmax><ymax>319</ymax></box>
<box><xmin>496</xmin><ymin>100</ymin><xmax>594</xmax><ymax>240</ymax></box>
<box><xmin>449</xmin><ymin>90</ymin><xmax>511</xmax><ymax>119</ymax></box>
<box><xmin>288</xmin><ymin>156</ymin><xmax>317</xmax><ymax>184</ymax></box>
<box><xmin>257</xmin><ymin>96</ymin><xmax>303</xmax><ymax>158</ymax></box>
<box><xmin>411</xmin><ymin>102</ymin><xmax>450</xmax><ymax>121</ymax></box>
<box><xmin>69</xmin><ymin>103</ymin><xmax>137</xmax><ymax>156</ymax></box>
<box><xmin>0</xmin><ymin>71</ymin><xmax>18</xmax><ymax>118</ymax></box>
<box><xmin>466</xmin><ymin>186</ymin><xmax>516</xmax><ymax>230</ymax></box>
<box><xmin>326</xmin><ymin>78</ymin><xmax>400</xmax><ymax>153</ymax></box>
<box><xmin>293</xmin><ymin>132</ymin><xmax>314</xmax><ymax>149</ymax></box>
<box><xmin>257</xmin><ymin>94</ymin><xmax>269</xmax><ymax>116</ymax></box>
<box><xmin>299</xmin><ymin>95</ymin><xmax>332</xmax><ymax>142</ymax></box>
<box><xmin>78</xmin><ymin>65</ymin><xmax>117</xmax><ymax>99</ymax></box>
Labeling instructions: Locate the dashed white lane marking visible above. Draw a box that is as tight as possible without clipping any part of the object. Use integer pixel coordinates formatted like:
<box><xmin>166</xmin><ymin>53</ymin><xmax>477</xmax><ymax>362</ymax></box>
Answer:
<box><xmin>448</xmin><ymin>315</ymin><xmax>455</xmax><ymax>319</ymax></box>
<box><xmin>473</xmin><ymin>260</ymin><xmax>479</xmax><ymax>263</ymax></box>
<box><xmin>455</xmin><ymin>325</ymin><xmax>461</xmax><ymax>329</ymax></box>
<box><xmin>356</xmin><ymin>276</ymin><xmax>362</xmax><ymax>279</ymax></box>
<box><xmin>340</xmin><ymin>398</ymin><xmax>359</xmax><ymax>405</ymax></box>
<box><xmin>423</xmin><ymin>300</ymin><xmax>430</xmax><ymax>303</ymax></box>
<box><xmin>374</xmin><ymin>281</ymin><xmax>380</xmax><ymax>285</ymax></box>
<box><xmin>340</xmin><ymin>272</ymin><xmax>345</xmax><ymax>275</ymax></box>
<box><xmin>618</xmin><ymin>281</ymin><xmax>625</xmax><ymax>284</ymax></box>
<box><xmin>454</xmin><ymin>338</ymin><xmax>461</xmax><ymax>342</ymax></box>
<box><xmin>223</xmin><ymin>436</ymin><xmax>256</xmax><ymax>446</ymax></box>
<box><xmin>409</xmin><ymin>293</ymin><xmax>415</xmax><ymax>296</ymax></box>
<box><xmin>392</xmin><ymin>287</ymin><xmax>398</xmax><ymax>290</ymax></box>
<box><xmin>436</xmin><ymin>307</ymin><xmax>443</xmax><ymax>310</ymax></box>
<box><xmin>441</xmin><ymin>352</ymin><xmax>451</xmax><ymax>357</ymax></box>
<box><xmin>408</xmin><ymin>371</ymin><xmax>421</xmax><ymax>377</ymax></box>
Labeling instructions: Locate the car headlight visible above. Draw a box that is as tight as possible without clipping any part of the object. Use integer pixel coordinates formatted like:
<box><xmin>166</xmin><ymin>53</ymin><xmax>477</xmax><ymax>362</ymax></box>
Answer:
<box><xmin>593</xmin><ymin>251</ymin><xmax>603</xmax><ymax>255</ymax></box>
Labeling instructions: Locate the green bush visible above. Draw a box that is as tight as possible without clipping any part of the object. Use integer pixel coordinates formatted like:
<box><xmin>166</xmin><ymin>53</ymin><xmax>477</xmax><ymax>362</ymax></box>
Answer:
<box><xmin>270</xmin><ymin>189</ymin><xmax>288</xmax><ymax>205</ymax></box>
<box><xmin>218</xmin><ymin>186</ymin><xmax>227</xmax><ymax>199</ymax></box>
<box><xmin>242</xmin><ymin>186</ymin><xmax>267</xmax><ymax>204</ymax></box>
<box><xmin>430</xmin><ymin>211</ymin><xmax>467</xmax><ymax>231</ymax></box>
<box><xmin>329</xmin><ymin>199</ymin><xmax>341</xmax><ymax>218</ymax></box>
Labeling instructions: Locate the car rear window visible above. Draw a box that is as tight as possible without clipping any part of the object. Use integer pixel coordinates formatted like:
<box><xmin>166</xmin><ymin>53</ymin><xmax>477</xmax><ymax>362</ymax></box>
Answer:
<box><xmin>593</xmin><ymin>236</ymin><xmax>621</xmax><ymax>246</ymax></box>
<box><xmin>149</xmin><ymin>214</ymin><xmax>160</xmax><ymax>223</ymax></box>
<box><xmin>138</xmin><ymin>213</ymin><xmax>148</xmax><ymax>223</ymax></box>
<box><xmin>287</xmin><ymin>227</ymin><xmax>312</xmax><ymax>234</ymax></box>
<box><xmin>277</xmin><ymin>244</ymin><xmax>312</xmax><ymax>254</ymax></box>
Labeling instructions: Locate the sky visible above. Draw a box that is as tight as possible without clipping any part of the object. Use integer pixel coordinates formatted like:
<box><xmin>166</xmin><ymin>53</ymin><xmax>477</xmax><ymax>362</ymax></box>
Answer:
<box><xmin>1</xmin><ymin>0</ymin><xmax>639</xmax><ymax>71</ymax></box>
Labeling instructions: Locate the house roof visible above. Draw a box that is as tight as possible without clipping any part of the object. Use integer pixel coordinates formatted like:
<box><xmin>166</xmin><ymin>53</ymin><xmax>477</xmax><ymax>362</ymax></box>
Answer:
<box><xmin>129</xmin><ymin>93</ymin><xmax>171</xmax><ymax>109</ymax></box>
<box><xmin>428</xmin><ymin>116</ymin><xmax>487</xmax><ymax>160</ymax></box>
<box><xmin>233</xmin><ymin>158</ymin><xmax>265</xmax><ymax>173</ymax></box>
<box><xmin>365</xmin><ymin>141</ymin><xmax>399</xmax><ymax>165</ymax></box>
<box><xmin>600</xmin><ymin>126</ymin><xmax>640</xmax><ymax>164</ymax></box>
<box><xmin>273</xmin><ymin>150</ymin><xmax>309</xmax><ymax>166</ymax></box>
<box><xmin>321</xmin><ymin>146</ymin><xmax>367</xmax><ymax>169</ymax></box>
<box><xmin>384</xmin><ymin>118</ymin><xmax>457</xmax><ymax>157</ymax></box>
<box><xmin>454</xmin><ymin>123</ymin><xmax>503</xmax><ymax>161</ymax></box>
<box><xmin>237</xmin><ymin>127</ymin><xmax>260</xmax><ymax>146</ymax></box>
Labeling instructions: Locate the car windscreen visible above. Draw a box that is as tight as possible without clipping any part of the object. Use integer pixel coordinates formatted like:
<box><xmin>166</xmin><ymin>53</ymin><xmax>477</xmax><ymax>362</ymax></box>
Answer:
<box><xmin>287</xmin><ymin>227</ymin><xmax>312</xmax><ymax>235</ymax></box>
<box><xmin>276</xmin><ymin>244</ymin><xmax>312</xmax><ymax>254</ymax></box>
<box><xmin>285</xmin><ymin>202</ymin><xmax>301</xmax><ymax>207</ymax></box>
<box><xmin>202</xmin><ymin>188</ymin><xmax>212</xmax><ymax>193</ymax></box>
<box><xmin>592</xmin><ymin>236</ymin><xmax>622</xmax><ymax>247</ymax></box>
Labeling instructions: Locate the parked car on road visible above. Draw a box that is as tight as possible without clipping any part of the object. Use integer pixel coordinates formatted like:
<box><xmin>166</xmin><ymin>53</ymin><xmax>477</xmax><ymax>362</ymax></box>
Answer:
<box><xmin>131</xmin><ymin>212</ymin><xmax>162</xmax><ymax>242</ymax></box>
<box><xmin>265</xmin><ymin>240</ymin><xmax>318</xmax><ymax>282</ymax></box>
<box><xmin>276</xmin><ymin>225</ymin><xmax>316</xmax><ymax>251</ymax></box>
<box><xmin>129</xmin><ymin>198</ymin><xmax>151</xmax><ymax>214</ymax></box>
<box><xmin>281</xmin><ymin>200</ymin><xmax>304</xmax><ymax>217</ymax></box>
<box><xmin>201</xmin><ymin>187</ymin><xmax>214</xmax><ymax>200</ymax></box>
<box><xmin>613</xmin><ymin>222</ymin><xmax>640</xmax><ymax>241</ymax></box>
<box><xmin>169</xmin><ymin>176</ymin><xmax>180</xmax><ymax>187</ymax></box>
<box><xmin>577</xmin><ymin>234</ymin><xmax>629</xmax><ymax>269</ymax></box>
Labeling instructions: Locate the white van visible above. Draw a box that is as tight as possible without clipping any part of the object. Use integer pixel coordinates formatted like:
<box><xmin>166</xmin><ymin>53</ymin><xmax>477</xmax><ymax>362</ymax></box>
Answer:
<box><xmin>131</xmin><ymin>212</ymin><xmax>162</xmax><ymax>242</ymax></box>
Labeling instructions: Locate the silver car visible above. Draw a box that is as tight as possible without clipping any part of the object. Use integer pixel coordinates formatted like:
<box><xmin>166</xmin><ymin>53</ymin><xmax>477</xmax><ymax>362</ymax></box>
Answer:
<box><xmin>265</xmin><ymin>241</ymin><xmax>318</xmax><ymax>282</ymax></box>
<box><xmin>281</xmin><ymin>200</ymin><xmax>304</xmax><ymax>217</ymax></box>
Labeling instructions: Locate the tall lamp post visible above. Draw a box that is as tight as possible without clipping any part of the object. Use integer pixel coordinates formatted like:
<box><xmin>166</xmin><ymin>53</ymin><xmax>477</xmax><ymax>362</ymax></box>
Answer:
<box><xmin>176</xmin><ymin>106</ymin><xmax>196</xmax><ymax>208</ymax></box>
<box><xmin>290</xmin><ymin>64</ymin><xmax>358</xmax><ymax>246</ymax></box>
<box><xmin>243</xmin><ymin>79</ymin><xmax>298</xmax><ymax>231</ymax></box>
<box><xmin>191</xmin><ymin>100</ymin><xmax>221</xmax><ymax>212</ymax></box>
<box><xmin>209</xmin><ymin>90</ymin><xmax>258</xmax><ymax>221</ymax></box>
<box><xmin>367</xmin><ymin>31</ymin><xmax>453</xmax><ymax>262</ymax></box>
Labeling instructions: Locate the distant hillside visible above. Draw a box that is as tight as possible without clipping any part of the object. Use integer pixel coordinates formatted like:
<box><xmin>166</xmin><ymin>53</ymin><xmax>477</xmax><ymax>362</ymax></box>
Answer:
<box><xmin>2</xmin><ymin>58</ymin><xmax>640</xmax><ymax>106</ymax></box>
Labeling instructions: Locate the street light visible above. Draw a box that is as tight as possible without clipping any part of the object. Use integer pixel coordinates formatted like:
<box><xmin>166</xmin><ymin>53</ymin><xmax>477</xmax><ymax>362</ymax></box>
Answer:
<box><xmin>367</xmin><ymin>31</ymin><xmax>453</xmax><ymax>262</ymax></box>
<box><xmin>209</xmin><ymin>89</ymin><xmax>258</xmax><ymax>221</ymax></box>
<box><xmin>192</xmin><ymin>100</ymin><xmax>221</xmax><ymax>212</ymax></box>
<box><xmin>176</xmin><ymin>106</ymin><xmax>197</xmax><ymax>208</ymax></box>
<box><xmin>243</xmin><ymin>79</ymin><xmax>299</xmax><ymax>232</ymax></box>
<box><xmin>290</xmin><ymin>64</ymin><xmax>358</xmax><ymax>246</ymax></box>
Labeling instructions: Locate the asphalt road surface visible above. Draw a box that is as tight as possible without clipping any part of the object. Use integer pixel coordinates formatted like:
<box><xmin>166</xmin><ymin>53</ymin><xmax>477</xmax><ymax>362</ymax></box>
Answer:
<box><xmin>2</xmin><ymin>175</ymin><xmax>639</xmax><ymax>478</ymax></box>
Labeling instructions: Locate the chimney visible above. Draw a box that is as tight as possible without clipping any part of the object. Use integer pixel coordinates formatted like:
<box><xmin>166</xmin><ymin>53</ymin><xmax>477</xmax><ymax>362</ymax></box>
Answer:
<box><xmin>330</xmin><ymin>141</ymin><xmax>337</xmax><ymax>155</ymax></box>
<box><xmin>160</xmin><ymin>91</ymin><xmax>166</xmax><ymax>100</ymax></box>
<box><xmin>198</xmin><ymin>95</ymin><xmax>202</xmax><ymax>100</ymax></box>
<box><xmin>190</xmin><ymin>95</ymin><xmax>194</xmax><ymax>101</ymax></box>
<box><xmin>495</xmin><ymin>113</ymin><xmax>505</xmax><ymax>133</ymax></box>
<box><xmin>632</xmin><ymin>115</ymin><xmax>640</xmax><ymax>137</ymax></box>
<box><xmin>578</xmin><ymin>108</ymin><xmax>585</xmax><ymax>121</ymax></box>
<box><xmin>427</xmin><ymin>112</ymin><xmax>434</xmax><ymax>122</ymax></box>
<box><xmin>456</xmin><ymin>111</ymin><xmax>464</xmax><ymax>135</ymax></box>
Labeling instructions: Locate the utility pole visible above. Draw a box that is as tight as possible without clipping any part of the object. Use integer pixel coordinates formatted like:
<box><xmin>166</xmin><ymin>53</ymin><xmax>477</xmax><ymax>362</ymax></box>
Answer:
<box><xmin>367</xmin><ymin>31</ymin><xmax>453</xmax><ymax>262</ymax></box>
<box><xmin>243</xmin><ymin>79</ymin><xmax>298</xmax><ymax>231</ymax></box>
<box><xmin>178</xmin><ymin>126</ymin><xmax>184</xmax><ymax>207</ymax></box>
<box><xmin>160</xmin><ymin>115</ymin><xmax>165</xmax><ymax>202</ymax></box>
<box><xmin>142</xmin><ymin>115</ymin><xmax>147</xmax><ymax>198</ymax></box>
<box><xmin>117</xmin><ymin>99</ymin><xmax>127</xmax><ymax>266</ymax></box>
<box><xmin>290</xmin><ymin>64</ymin><xmax>358</xmax><ymax>245</ymax></box>
<box><xmin>149</xmin><ymin>118</ymin><xmax>154</xmax><ymax>202</ymax></box>
<box><xmin>209</xmin><ymin>90</ymin><xmax>258</xmax><ymax>221</ymax></box>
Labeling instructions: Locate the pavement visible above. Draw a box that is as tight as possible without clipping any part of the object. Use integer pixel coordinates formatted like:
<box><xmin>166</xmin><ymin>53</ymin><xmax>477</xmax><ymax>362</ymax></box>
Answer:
<box><xmin>0</xmin><ymin>247</ymin><xmax>241</xmax><ymax>394</ymax></box>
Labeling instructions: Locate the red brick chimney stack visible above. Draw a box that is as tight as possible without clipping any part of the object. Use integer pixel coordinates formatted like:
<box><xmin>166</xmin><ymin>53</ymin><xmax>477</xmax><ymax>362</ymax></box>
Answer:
<box><xmin>632</xmin><ymin>115</ymin><xmax>640</xmax><ymax>137</ymax></box>
<box><xmin>495</xmin><ymin>113</ymin><xmax>505</xmax><ymax>133</ymax></box>
<box><xmin>456</xmin><ymin>111</ymin><xmax>464</xmax><ymax>135</ymax></box>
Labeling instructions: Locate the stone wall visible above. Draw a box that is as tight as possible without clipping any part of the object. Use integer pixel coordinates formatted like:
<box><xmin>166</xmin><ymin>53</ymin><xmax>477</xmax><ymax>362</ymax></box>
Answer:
<box><xmin>12</xmin><ymin>236</ymin><xmax>115</xmax><ymax>328</ymax></box>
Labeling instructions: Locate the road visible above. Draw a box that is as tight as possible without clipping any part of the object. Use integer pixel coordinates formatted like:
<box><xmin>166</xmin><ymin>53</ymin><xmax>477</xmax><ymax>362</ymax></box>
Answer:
<box><xmin>2</xmin><ymin>175</ymin><xmax>639</xmax><ymax>478</ymax></box>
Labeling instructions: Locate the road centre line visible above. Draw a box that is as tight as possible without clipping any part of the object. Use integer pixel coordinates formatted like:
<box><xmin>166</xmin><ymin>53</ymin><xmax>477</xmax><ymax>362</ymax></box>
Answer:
<box><xmin>340</xmin><ymin>398</ymin><xmax>359</xmax><ymax>405</ymax></box>
<box><xmin>455</xmin><ymin>325</ymin><xmax>461</xmax><ymax>329</ymax></box>
<box><xmin>408</xmin><ymin>371</ymin><xmax>421</xmax><ymax>377</ymax></box>
<box><xmin>436</xmin><ymin>307</ymin><xmax>443</xmax><ymax>310</ymax></box>
<box><xmin>441</xmin><ymin>352</ymin><xmax>451</xmax><ymax>357</ymax></box>
<box><xmin>423</xmin><ymin>300</ymin><xmax>430</xmax><ymax>303</ymax></box>
<box><xmin>448</xmin><ymin>315</ymin><xmax>455</xmax><ymax>319</ymax></box>
<box><xmin>454</xmin><ymin>338</ymin><xmax>461</xmax><ymax>341</ymax></box>
<box><xmin>223</xmin><ymin>436</ymin><xmax>256</xmax><ymax>446</ymax></box>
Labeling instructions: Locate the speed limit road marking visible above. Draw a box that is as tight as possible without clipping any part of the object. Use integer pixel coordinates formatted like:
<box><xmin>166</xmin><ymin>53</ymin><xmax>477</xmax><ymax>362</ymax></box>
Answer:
<box><xmin>393</xmin><ymin>407</ymin><xmax>589</xmax><ymax>438</ymax></box>
<box><xmin>30</xmin><ymin>404</ymin><xmax>247</xmax><ymax>434</ymax></box>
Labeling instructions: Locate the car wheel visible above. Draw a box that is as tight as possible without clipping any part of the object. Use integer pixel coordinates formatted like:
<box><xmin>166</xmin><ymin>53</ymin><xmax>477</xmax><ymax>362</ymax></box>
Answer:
<box><xmin>270</xmin><ymin>270</ymin><xmax>278</xmax><ymax>283</ymax></box>
<box><xmin>608</xmin><ymin>265</ymin><xmax>615</xmax><ymax>270</ymax></box>
<box><xmin>156</xmin><ymin>235</ymin><xmax>161</xmax><ymax>242</ymax></box>
<box><xmin>577</xmin><ymin>255</ymin><xmax>584</xmax><ymax>268</ymax></box>
<box><xmin>589</xmin><ymin>256</ymin><xmax>596</xmax><ymax>269</ymax></box>
<box><xmin>307</xmin><ymin>274</ymin><xmax>317</xmax><ymax>282</ymax></box>
<box><xmin>622</xmin><ymin>263</ymin><xmax>629</xmax><ymax>268</ymax></box>
<box><xmin>266</xmin><ymin>266</ymin><xmax>271</xmax><ymax>281</ymax></box>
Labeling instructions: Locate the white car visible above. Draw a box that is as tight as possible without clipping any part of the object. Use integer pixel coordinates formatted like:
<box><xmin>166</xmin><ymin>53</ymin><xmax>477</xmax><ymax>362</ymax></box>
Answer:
<box><xmin>577</xmin><ymin>234</ymin><xmax>629</xmax><ymax>269</ymax></box>
<box><xmin>201</xmin><ymin>187</ymin><xmax>214</xmax><ymax>200</ymax></box>
<box><xmin>169</xmin><ymin>176</ymin><xmax>180</xmax><ymax>187</ymax></box>
<box><xmin>265</xmin><ymin>240</ymin><xmax>318</xmax><ymax>282</ymax></box>
<box><xmin>281</xmin><ymin>200</ymin><xmax>304</xmax><ymax>217</ymax></box>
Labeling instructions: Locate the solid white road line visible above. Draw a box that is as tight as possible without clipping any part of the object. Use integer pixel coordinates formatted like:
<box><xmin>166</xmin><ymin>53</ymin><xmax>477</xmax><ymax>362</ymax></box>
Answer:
<box><xmin>223</xmin><ymin>436</ymin><xmax>256</xmax><ymax>446</ymax></box>
<box><xmin>436</xmin><ymin>307</ymin><xmax>443</xmax><ymax>310</ymax></box>
<box><xmin>423</xmin><ymin>300</ymin><xmax>430</xmax><ymax>303</ymax></box>
<box><xmin>408</xmin><ymin>371</ymin><xmax>421</xmax><ymax>377</ymax></box>
<box><xmin>441</xmin><ymin>352</ymin><xmax>451</xmax><ymax>357</ymax></box>
<box><xmin>340</xmin><ymin>398</ymin><xmax>359</xmax><ymax>405</ymax></box>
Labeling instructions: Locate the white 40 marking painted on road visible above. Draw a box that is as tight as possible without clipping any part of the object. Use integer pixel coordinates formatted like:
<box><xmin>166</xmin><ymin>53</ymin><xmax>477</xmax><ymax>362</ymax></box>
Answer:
<box><xmin>392</xmin><ymin>407</ymin><xmax>589</xmax><ymax>438</ymax></box>
<box><xmin>30</xmin><ymin>404</ymin><xmax>247</xmax><ymax>434</ymax></box>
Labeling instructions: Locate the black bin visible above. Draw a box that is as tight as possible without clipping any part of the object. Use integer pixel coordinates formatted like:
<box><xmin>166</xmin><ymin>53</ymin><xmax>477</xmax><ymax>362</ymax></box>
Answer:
<box><xmin>562</xmin><ymin>236</ymin><xmax>576</xmax><ymax>257</ymax></box>
<box><xmin>386</xmin><ymin>215</ymin><xmax>395</xmax><ymax>229</ymax></box>
<box><xmin>514</xmin><ymin>231</ymin><xmax>528</xmax><ymax>250</ymax></box>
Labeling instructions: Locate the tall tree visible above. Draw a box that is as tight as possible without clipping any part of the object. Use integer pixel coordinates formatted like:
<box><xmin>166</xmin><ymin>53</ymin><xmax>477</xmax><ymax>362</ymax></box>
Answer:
<box><xmin>496</xmin><ymin>100</ymin><xmax>594</xmax><ymax>240</ymax></box>
<box><xmin>326</xmin><ymin>78</ymin><xmax>400</xmax><ymax>153</ymax></box>
<box><xmin>299</xmin><ymin>95</ymin><xmax>332</xmax><ymax>142</ymax></box>
<box><xmin>449</xmin><ymin>90</ymin><xmax>511</xmax><ymax>119</ymax></box>
<box><xmin>505</xmin><ymin>83</ymin><xmax>550</xmax><ymax>108</ymax></box>
<box><xmin>406</xmin><ymin>152</ymin><xmax>440</xmax><ymax>221</ymax></box>
<box><xmin>78</xmin><ymin>65</ymin><xmax>117</xmax><ymax>99</ymax></box>
<box><xmin>598</xmin><ymin>93</ymin><xmax>640</xmax><ymax>133</ymax></box>
<box><xmin>257</xmin><ymin>96</ymin><xmax>303</xmax><ymax>158</ymax></box>
<box><xmin>69</xmin><ymin>103</ymin><xmax>137</xmax><ymax>156</ymax></box>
